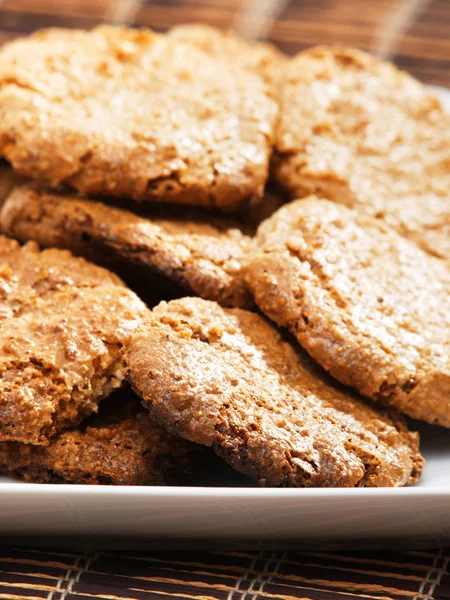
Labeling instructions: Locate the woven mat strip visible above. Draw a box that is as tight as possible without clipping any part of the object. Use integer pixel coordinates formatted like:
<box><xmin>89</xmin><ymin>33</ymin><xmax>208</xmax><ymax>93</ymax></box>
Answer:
<box><xmin>0</xmin><ymin>550</ymin><xmax>442</xmax><ymax>600</ymax></box>
<box><xmin>70</xmin><ymin>549</ymin><xmax>449</xmax><ymax>600</ymax></box>
<box><xmin>0</xmin><ymin>548</ymin><xmax>448</xmax><ymax>598</ymax></box>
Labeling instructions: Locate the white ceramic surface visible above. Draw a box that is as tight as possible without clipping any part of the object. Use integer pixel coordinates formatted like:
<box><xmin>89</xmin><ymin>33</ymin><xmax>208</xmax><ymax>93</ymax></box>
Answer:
<box><xmin>0</xmin><ymin>87</ymin><xmax>448</xmax><ymax>547</ymax></box>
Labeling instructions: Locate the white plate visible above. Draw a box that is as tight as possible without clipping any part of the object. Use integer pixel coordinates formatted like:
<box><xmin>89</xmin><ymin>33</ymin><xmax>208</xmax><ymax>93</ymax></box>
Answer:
<box><xmin>0</xmin><ymin>87</ymin><xmax>449</xmax><ymax>548</ymax></box>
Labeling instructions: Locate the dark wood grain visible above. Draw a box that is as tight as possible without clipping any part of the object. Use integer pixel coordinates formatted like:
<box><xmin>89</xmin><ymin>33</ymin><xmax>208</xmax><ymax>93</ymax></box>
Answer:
<box><xmin>0</xmin><ymin>0</ymin><xmax>448</xmax><ymax>85</ymax></box>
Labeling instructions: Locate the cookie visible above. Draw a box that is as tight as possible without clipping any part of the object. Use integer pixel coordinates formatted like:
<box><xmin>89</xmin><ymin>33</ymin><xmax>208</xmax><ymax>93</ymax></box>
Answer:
<box><xmin>125</xmin><ymin>297</ymin><xmax>423</xmax><ymax>487</ymax></box>
<box><xmin>0</xmin><ymin>235</ymin><xmax>148</xmax><ymax>445</ymax></box>
<box><xmin>0</xmin><ymin>390</ymin><xmax>204</xmax><ymax>485</ymax></box>
<box><xmin>1</xmin><ymin>185</ymin><xmax>252</xmax><ymax>308</ymax></box>
<box><xmin>168</xmin><ymin>23</ymin><xmax>285</xmax><ymax>84</ymax></box>
<box><xmin>244</xmin><ymin>197</ymin><xmax>450</xmax><ymax>426</ymax></box>
<box><xmin>0</xmin><ymin>26</ymin><xmax>278</xmax><ymax>212</ymax></box>
<box><xmin>0</xmin><ymin>163</ymin><xmax>25</xmax><ymax>212</ymax></box>
<box><xmin>274</xmin><ymin>46</ymin><xmax>450</xmax><ymax>260</ymax></box>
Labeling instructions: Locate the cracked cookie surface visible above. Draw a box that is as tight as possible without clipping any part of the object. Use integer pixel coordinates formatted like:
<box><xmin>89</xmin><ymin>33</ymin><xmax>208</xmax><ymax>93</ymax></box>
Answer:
<box><xmin>244</xmin><ymin>197</ymin><xmax>450</xmax><ymax>426</ymax></box>
<box><xmin>125</xmin><ymin>297</ymin><xmax>423</xmax><ymax>487</ymax></box>
<box><xmin>0</xmin><ymin>390</ymin><xmax>204</xmax><ymax>485</ymax></box>
<box><xmin>168</xmin><ymin>23</ymin><xmax>285</xmax><ymax>85</ymax></box>
<box><xmin>0</xmin><ymin>235</ymin><xmax>148</xmax><ymax>445</ymax></box>
<box><xmin>274</xmin><ymin>46</ymin><xmax>450</xmax><ymax>260</ymax></box>
<box><xmin>1</xmin><ymin>185</ymin><xmax>253</xmax><ymax>308</ymax></box>
<box><xmin>0</xmin><ymin>26</ymin><xmax>278</xmax><ymax>212</ymax></box>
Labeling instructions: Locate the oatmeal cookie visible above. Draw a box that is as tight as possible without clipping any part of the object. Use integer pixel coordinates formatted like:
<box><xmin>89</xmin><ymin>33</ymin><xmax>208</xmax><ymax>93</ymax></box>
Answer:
<box><xmin>0</xmin><ymin>391</ymin><xmax>204</xmax><ymax>485</ymax></box>
<box><xmin>245</xmin><ymin>197</ymin><xmax>450</xmax><ymax>425</ymax></box>
<box><xmin>125</xmin><ymin>297</ymin><xmax>422</xmax><ymax>487</ymax></box>
<box><xmin>1</xmin><ymin>185</ymin><xmax>252</xmax><ymax>307</ymax></box>
<box><xmin>274</xmin><ymin>46</ymin><xmax>450</xmax><ymax>260</ymax></box>
<box><xmin>0</xmin><ymin>235</ymin><xmax>148</xmax><ymax>444</ymax></box>
<box><xmin>0</xmin><ymin>26</ymin><xmax>278</xmax><ymax>212</ymax></box>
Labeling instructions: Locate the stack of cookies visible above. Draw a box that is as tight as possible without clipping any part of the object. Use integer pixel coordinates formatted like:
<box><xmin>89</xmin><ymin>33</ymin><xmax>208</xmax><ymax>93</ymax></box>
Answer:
<box><xmin>0</xmin><ymin>24</ymin><xmax>448</xmax><ymax>487</ymax></box>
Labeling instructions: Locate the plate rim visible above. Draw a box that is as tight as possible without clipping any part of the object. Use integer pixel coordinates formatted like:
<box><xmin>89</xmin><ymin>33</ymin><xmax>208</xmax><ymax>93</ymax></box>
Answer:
<box><xmin>0</xmin><ymin>482</ymin><xmax>448</xmax><ymax>496</ymax></box>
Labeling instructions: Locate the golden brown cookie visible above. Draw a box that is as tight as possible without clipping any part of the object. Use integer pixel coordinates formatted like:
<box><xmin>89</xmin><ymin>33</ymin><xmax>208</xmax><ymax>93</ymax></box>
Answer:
<box><xmin>274</xmin><ymin>46</ymin><xmax>450</xmax><ymax>260</ymax></box>
<box><xmin>245</xmin><ymin>197</ymin><xmax>450</xmax><ymax>426</ymax></box>
<box><xmin>0</xmin><ymin>163</ymin><xmax>25</xmax><ymax>213</ymax></box>
<box><xmin>1</xmin><ymin>185</ymin><xmax>252</xmax><ymax>308</ymax></box>
<box><xmin>0</xmin><ymin>235</ymin><xmax>148</xmax><ymax>445</ymax></box>
<box><xmin>168</xmin><ymin>23</ymin><xmax>285</xmax><ymax>84</ymax></box>
<box><xmin>125</xmin><ymin>297</ymin><xmax>423</xmax><ymax>487</ymax></box>
<box><xmin>0</xmin><ymin>26</ymin><xmax>278</xmax><ymax>212</ymax></box>
<box><xmin>0</xmin><ymin>390</ymin><xmax>204</xmax><ymax>485</ymax></box>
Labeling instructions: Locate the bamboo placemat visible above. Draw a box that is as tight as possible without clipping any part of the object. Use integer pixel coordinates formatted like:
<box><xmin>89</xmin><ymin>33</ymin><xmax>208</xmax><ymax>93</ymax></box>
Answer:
<box><xmin>0</xmin><ymin>2</ymin><xmax>449</xmax><ymax>599</ymax></box>
<box><xmin>0</xmin><ymin>546</ymin><xmax>449</xmax><ymax>599</ymax></box>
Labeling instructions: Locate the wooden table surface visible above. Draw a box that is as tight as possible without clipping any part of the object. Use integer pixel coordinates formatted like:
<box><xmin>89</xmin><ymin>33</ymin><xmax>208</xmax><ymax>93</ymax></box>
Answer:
<box><xmin>0</xmin><ymin>0</ymin><xmax>449</xmax><ymax>86</ymax></box>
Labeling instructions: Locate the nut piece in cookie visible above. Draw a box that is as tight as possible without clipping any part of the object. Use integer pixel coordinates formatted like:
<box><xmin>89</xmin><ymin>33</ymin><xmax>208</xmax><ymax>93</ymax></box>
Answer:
<box><xmin>125</xmin><ymin>297</ymin><xmax>423</xmax><ymax>487</ymax></box>
<box><xmin>245</xmin><ymin>197</ymin><xmax>450</xmax><ymax>426</ymax></box>
<box><xmin>0</xmin><ymin>390</ymin><xmax>204</xmax><ymax>485</ymax></box>
<box><xmin>0</xmin><ymin>26</ymin><xmax>278</xmax><ymax>212</ymax></box>
<box><xmin>0</xmin><ymin>236</ymin><xmax>148</xmax><ymax>445</ymax></box>
<box><xmin>274</xmin><ymin>46</ymin><xmax>450</xmax><ymax>260</ymax></box>
<box><xmin>1</xmin><ymin>185</ymin><xmax>253</xmax><ymax>308</ymax></box>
